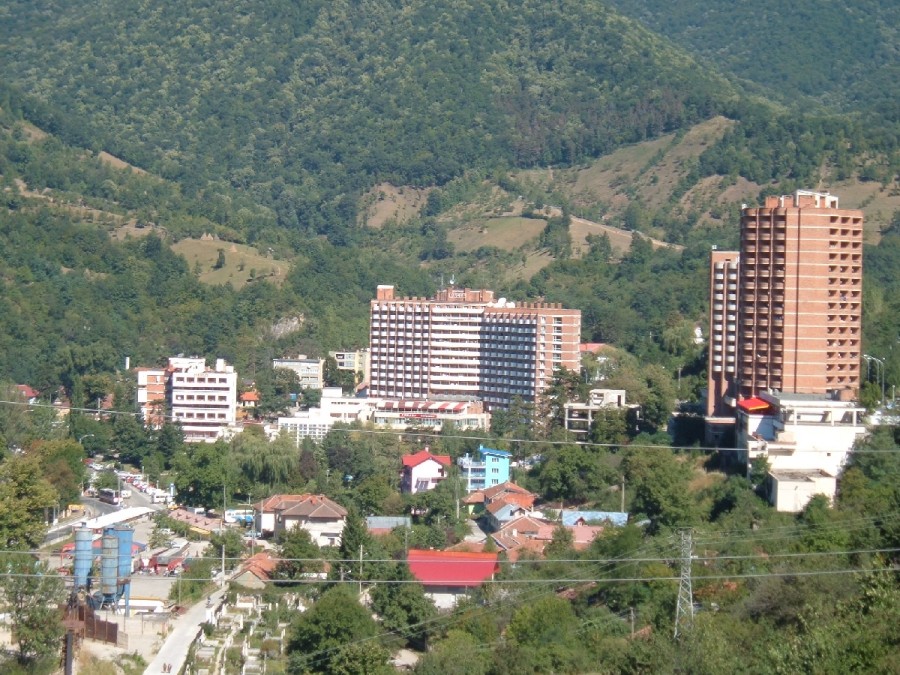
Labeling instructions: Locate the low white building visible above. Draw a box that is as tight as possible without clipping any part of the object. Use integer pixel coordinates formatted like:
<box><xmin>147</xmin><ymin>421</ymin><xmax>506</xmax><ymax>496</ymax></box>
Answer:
<box><xmin>736</xmin><ymin>392</ymin><xmax>866</xmax><ymax>512</ymax></box>
<box><xmin>372</xmin><ymin>399</ymin><xmax>489</xmax><ymax>431</ymax></box>
<box><xmin>768</xmin><ymin>470</ymin><xmax>838</xmax><ymax>513</ymax></box>
<box><xmin>273</xmin><ymin>355</ymin><xmax>325</xmax><ymax>390</ymax></box>
<box><xmin>275</xmin><ymin>388</ymin><xmax>372</xmax><ymax>444</ymax></box>
<box><xmin>253</xmin><ymin>494</ymin><xmax>347</xmax><ymax>546</ymax></box>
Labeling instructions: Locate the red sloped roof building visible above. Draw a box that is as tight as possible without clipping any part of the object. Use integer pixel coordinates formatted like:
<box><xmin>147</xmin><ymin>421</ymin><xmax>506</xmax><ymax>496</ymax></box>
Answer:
<box><xmin>406</xmin><ymin>549</ymin><xmax>500</xmax><ymax>609</ymax></box>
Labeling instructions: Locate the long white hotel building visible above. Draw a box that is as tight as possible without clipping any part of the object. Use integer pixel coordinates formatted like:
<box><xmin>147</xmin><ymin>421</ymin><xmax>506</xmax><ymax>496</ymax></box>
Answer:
<box><xmin>369</xmin><ymin>285</ymin><xmax>581</xmax><ymax>410</ymax></box>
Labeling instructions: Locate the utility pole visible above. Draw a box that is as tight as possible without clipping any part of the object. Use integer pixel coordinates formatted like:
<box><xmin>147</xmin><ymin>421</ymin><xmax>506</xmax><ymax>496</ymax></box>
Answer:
<box><xmin>220</xmin><ymin>483</ymin><xmax>226</xmax><ymax>588</ymax></box>
<box><xmin>359</xmin><ymin>544</ymin><xmax>364</xmax><ymax>595</ymax></box>
<box><xmin>620</xmin><ymin>476</ymin><xmax>625</xmax><ymax>513</ymax></box>
<box><xmin>674</xmin><ymin>528</ymin><xmax>694</xmax><ymax>639</ymax></box>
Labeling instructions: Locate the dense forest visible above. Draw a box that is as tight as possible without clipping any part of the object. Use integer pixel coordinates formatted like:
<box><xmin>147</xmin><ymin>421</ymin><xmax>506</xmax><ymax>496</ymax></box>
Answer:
<box><xmin>603</xmin><ymin>0</ymin><xmax>900</xmax><ymax>112</ymax></box>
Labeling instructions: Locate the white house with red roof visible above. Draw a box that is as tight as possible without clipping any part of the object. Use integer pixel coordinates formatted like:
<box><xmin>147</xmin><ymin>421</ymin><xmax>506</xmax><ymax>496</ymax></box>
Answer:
<box><xmin>15</xmin><ymin>384</ymin><xmax>39</xmax><ymax>403</ymax></box>
<box><xmin>254</xmin><ymin>494</ymin><xmax>348</xmax><ymax>546</ymax></box>
<box><xmin>406</xmin><ymin>549</ymin><xmax>500</xmax><ymax>609</ymax></box>
<box><xmin>401</xmin><ymin>449</ymin><xmax>451</xmax><ymax>494</ymax></box>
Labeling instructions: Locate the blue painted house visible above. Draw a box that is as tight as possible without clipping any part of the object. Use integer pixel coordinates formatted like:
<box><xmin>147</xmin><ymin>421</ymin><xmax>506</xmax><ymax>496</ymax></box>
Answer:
<box><xmin>458</xmin><ymin>445</ymin><xmax>511</xmax><ymax>492</ymax></box>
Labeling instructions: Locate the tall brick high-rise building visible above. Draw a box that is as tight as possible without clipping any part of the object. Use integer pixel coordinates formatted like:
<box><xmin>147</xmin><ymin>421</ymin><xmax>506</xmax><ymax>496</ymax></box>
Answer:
<box><xmin>706</xmin><ymin>191</ymin><xmax>863</xmax><ymax>429</ymax></box>
<box><xmin>368</xmin><ymin>285</ymin><xmax>581</xmax><ymax>410</ymax></box>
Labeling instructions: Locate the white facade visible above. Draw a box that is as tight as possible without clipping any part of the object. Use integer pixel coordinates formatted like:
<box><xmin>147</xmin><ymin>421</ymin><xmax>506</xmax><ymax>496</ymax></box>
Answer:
<box><xmin>769</xmin><ymin>470</ymin><xmax>838</xmax><ymax>513</ymax></box>
<box><xmin>169</xmin><ymin>358</ymin><xmax>238</xmax><ymax>443</ymax></box>
<box><xmin>738</xmin><ymin>392</ymin><xmax>866</xmax><ymax>477</ymax></box>
<box><xmin>276</xmin><ymin>388</ymin><xmax>373</xmax><ymax>445</ymax></box>
<box><xmin>273</xmin><ymin>356</ymin><xmax>325</xmax><ymax>390</ymax></box>
<box><xmin>273</xmin><ymin>513</ymin><xmax>346</xmax><ymax>547</ymax></box>
<box><xmin>737</xmin><ymin>391</ymin><xmax>866</xmax><ymax>511</ymax></box>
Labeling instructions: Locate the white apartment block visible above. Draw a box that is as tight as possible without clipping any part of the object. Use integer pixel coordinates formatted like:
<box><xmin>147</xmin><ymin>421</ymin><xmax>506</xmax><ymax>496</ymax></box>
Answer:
<box><xmin>369</xmin><ymin>285</ymin><xmax>581</xmax><ymax>410</ymax></box>
<box><xmin>136</xmin><ymin>357</ymin><xmax>238</xmax><ymax>443</ymax></box>
<box><xmin>169</xmin><ymin>357</ymin><xmax>237</xmax><ymax>443</ymax></box>
<box><xmin>273</xmin><ymin>355</ymin><xmax>325</xmax><ymax>389</ymax></box>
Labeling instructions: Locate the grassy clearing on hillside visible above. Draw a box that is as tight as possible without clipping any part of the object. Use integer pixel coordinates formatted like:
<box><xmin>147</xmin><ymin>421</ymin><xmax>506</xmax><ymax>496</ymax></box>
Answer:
<box><xmin>571</xmin><ymin>133</ymin><xmax>675</xmax><ymax>208</ymax></box>
<box><xmin>171</xmin><ymin>238</ymin><xmax>291</xmax><ymax>289</ymax></box>
<box><xmin>97</xmin><ymin>150</ymin><xmax>147</xmax><ymax>174</ymax></box>
<box><xmin>447</xmin><ymin>216</ymin><xmax>546</xmax><ymax>252</ymax></box>
<box><xmin>360</xmin><ymin>182</ymin><xmax>429</xmax><ymax>228</ymax></box>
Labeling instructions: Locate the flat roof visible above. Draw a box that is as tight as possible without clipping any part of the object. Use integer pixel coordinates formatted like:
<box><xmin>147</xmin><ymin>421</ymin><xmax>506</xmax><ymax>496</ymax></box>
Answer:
<box><xmin>769</xmin><ymin>469</ymin><xmax>834</xmax><ymax>481</ymax></box>
<box><xmin>76</xmin><ymin>506</ymin><xmax>154</xmax><ymax>530</ymax></box>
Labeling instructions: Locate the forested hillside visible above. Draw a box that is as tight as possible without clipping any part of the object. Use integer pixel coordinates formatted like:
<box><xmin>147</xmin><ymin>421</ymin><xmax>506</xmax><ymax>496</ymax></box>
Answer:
<box><xmin>0</xmin><ymin>0</ymin><xmax>735</xmax><ymax>243</ymax></box>
<box><xmin>603</xmin><ymin>0</ymin><xmax>899</xmax><ymax>111</ymax></box>
<box><xmin>1</xmin><ymin>0</ymin><xmax>898</xmax><ymax>396</ymax></box>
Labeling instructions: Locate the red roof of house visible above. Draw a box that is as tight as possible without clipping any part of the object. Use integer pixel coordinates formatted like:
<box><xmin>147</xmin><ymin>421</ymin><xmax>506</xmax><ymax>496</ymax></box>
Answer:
<box><xmin>16</xmin><ymin>384</ymin><xmax>39</xmax><ymax>399</ymax></box>
<box><xmin>737</xmin><ymin>397</ymin><xmax>773</xmax><ymax>413</ymax></box>
<box><xmin>279</xmin><ymin>494</ymin><xmax>347</xmax><ymax>519</ymax></box>
<box><xmin>240</xmin><ymin>391</ymin><xmax>260</xmax><ymax>402</ymax></box>
<box><xmin>483</xmin><ymin>482</ymin><xmax>536</xmax><ymax>509</ymax></box>
<box><xmin>402</xmin><ymin>449</ymin><xmax>451</xmax><ymax>468</ymax></box>
<box><xmin>255</xmin><ymin>494</ymin><xmax>310</xmax><ymax>512</ymax></box>
<box><xmin>241</xmin><ymin>552</ymin><xmax>278</xmax><ymax>581</ymax></box>
<box><xmin>406</xmin><ymin>549</ymin><xmax>499</xmax><ymax>587</ymax></box>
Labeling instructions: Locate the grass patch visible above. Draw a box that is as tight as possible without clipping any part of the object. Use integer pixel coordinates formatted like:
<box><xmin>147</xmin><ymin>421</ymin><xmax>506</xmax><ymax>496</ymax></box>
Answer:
<box><xmin>447</xmin><ymin>216</ymin><xmax>546</xmax><ymax>252</ymax></box>
<box><xmin>171</xmin><ymin>238</ymin><xmax>292</xmax><ymax>289</ymax></box>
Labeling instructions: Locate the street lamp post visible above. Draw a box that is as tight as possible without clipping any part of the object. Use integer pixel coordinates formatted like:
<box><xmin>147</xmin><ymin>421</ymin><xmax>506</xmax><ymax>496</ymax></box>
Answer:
<box><xmin>863</xmin><ymin>354</ymin><xmax>886</xmax><ymax>406</ymax></box>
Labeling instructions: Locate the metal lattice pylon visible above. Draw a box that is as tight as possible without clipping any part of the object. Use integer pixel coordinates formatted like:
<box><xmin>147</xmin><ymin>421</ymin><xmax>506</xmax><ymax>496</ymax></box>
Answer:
<box><xmin>674</xmin><ymin>528</ymin><xmax>693</xmax><ymax>639</ymax></box>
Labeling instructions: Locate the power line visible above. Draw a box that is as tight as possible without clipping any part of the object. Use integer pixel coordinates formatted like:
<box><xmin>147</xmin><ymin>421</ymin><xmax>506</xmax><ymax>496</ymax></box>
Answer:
<box><xmin>1</xmin><ymin>397</ymin><xmax>895</xmax><ymax>454</ymax></box>
<box><xmin>108</xmin><ymin>545</ymin><xmax>899</xmax><ymax>566</ymax></box>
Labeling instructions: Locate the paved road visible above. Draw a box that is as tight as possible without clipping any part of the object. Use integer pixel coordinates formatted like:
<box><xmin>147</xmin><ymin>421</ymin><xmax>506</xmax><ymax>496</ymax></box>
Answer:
<box><xmin>145</xmin><ymin>588</ymin><xmax>227</xmax><ymax>674</ymax></box>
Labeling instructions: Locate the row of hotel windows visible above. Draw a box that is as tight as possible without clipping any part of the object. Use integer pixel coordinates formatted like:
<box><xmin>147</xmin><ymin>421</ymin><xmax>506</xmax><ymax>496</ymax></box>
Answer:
<box><xmin>174</xmin><ymin>376</ymin><xmax>231</xmax><ymax>384</ymax></box>
<box><xmin>174</xmin><ymin>411</ymin><xmax>228</xmax><ymax>420</ymax></box>
<box><xmin>174</xmin><ymin>394</ymin><xmax>230</xmax><ymax>402</ymax></box>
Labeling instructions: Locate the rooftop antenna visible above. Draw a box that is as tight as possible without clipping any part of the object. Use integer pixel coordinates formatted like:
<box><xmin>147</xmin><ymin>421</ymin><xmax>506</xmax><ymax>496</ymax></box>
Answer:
<box><xmin>449</xmin><ymin>274</ymin><xmax>456</xmax><ymax>286</ymax></box>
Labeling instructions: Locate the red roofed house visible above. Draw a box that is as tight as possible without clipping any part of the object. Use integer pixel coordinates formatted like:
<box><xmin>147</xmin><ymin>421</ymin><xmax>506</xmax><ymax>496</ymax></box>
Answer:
<box><xmin>482</xmin><ymin>482</ymin><xmax>536</xmax><ymax>510</ymax></box>
<box><xmin>15</xmin><ymin>384</ymin><xmax>39</xmax><ymax>403</ymax></box>
<box><xmin>490</xmin><ymin>515</ymin><xmax>555</xmax><ymax>560</ymax></box>
<box><xmin>401</xmin><ymin>448</ymin><xmax>451</xmax><ymax>494</ymax></box>
<box><xmin>407</xmin><ymin>549</ymin><xmax>500</xmax><ymax>609</ymax></box>
<box><xmin>254</xmin><ymin>494</ymin><xmax>348</xmax><ymax>547</ymax></box>
<box><xmin>233</xmin><ymin>551</ymin><xmax>278</xmax><ymax>590</ymax></box>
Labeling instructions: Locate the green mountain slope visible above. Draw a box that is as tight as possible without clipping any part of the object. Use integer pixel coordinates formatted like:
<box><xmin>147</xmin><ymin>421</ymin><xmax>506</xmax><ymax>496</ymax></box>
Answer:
<box><xmin>0</xmin><ymin>0</ymin><xmax>736</xmax><ymax>242</ymax></box>
<box><xmin>602</xmin><ymin>0</ymin><xmax>899</xmax><ymax>111</ymax></box>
